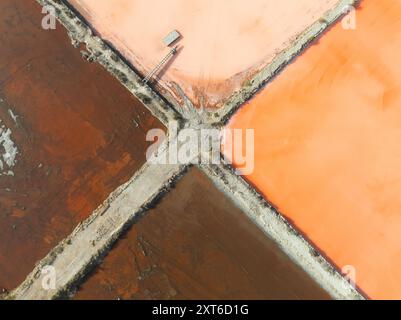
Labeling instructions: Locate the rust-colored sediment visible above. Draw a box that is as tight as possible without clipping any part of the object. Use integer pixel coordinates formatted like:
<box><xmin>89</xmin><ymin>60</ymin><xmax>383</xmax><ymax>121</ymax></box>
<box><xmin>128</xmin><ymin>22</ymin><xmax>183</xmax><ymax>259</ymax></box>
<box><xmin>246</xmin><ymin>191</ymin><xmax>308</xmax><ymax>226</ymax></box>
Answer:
<box><xmin>67</xmin><ymin>0</ymin><xmax>338</xmax><ymax>108</ymax></box>
<box><xmin>74</xmin><ymin>168</ymin><xmax>330</xmax><ymax>300</ymax></box>
<box><xmin>226</xmin><ymin>0</ymin><xmax>401</xmax><ymax>299</ymax></box>
<box><xmin>0</xmin><ymin>0</ymin><xmax>162</xmax><ymax>291</ymax></box>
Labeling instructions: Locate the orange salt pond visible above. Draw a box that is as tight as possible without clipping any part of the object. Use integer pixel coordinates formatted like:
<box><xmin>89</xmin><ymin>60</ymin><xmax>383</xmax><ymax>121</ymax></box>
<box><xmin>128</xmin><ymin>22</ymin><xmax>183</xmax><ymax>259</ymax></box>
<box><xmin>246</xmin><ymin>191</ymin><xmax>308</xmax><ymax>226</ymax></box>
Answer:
<box><xmin>226</xmin><ymin>0</ymin><xmax>401</xmax><ymax>299</ymax></box>
<box><xmin>68</xmin><ymin>0</ymin><xmax>339</xmax><ymax>108</ymax></box>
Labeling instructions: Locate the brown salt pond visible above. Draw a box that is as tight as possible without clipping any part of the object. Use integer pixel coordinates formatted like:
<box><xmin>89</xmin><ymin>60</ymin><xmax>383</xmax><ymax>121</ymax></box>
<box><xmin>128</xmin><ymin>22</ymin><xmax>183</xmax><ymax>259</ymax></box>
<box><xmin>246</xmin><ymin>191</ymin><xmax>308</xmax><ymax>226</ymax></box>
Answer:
<box><xmin>226</xmin><ymin>0</ymin><xmax>401</xmax><ymax>299</ymax></box>
<box><xmin>68</xmin><ymin>0</ymin><xmax>339</xmax><ymax>108</ymax></box>
<box><xmin>74</xmin><ymin>168</ymin><xmax>330</xmax><ymax>300</ymax></box>
<box><xmin>0</xmin><ymin>0</ymin><xmax>162</xmax><ymax>291</ymax></box>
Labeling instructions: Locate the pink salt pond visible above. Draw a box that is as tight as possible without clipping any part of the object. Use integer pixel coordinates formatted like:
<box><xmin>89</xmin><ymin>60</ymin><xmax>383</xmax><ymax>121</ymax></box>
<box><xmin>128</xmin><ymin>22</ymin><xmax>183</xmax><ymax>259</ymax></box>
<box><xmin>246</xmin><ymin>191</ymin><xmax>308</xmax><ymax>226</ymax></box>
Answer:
<box><xmin>68</xmin><ymin>0</ymin><xmax>339</xmax><ymax>108</ymax></box>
